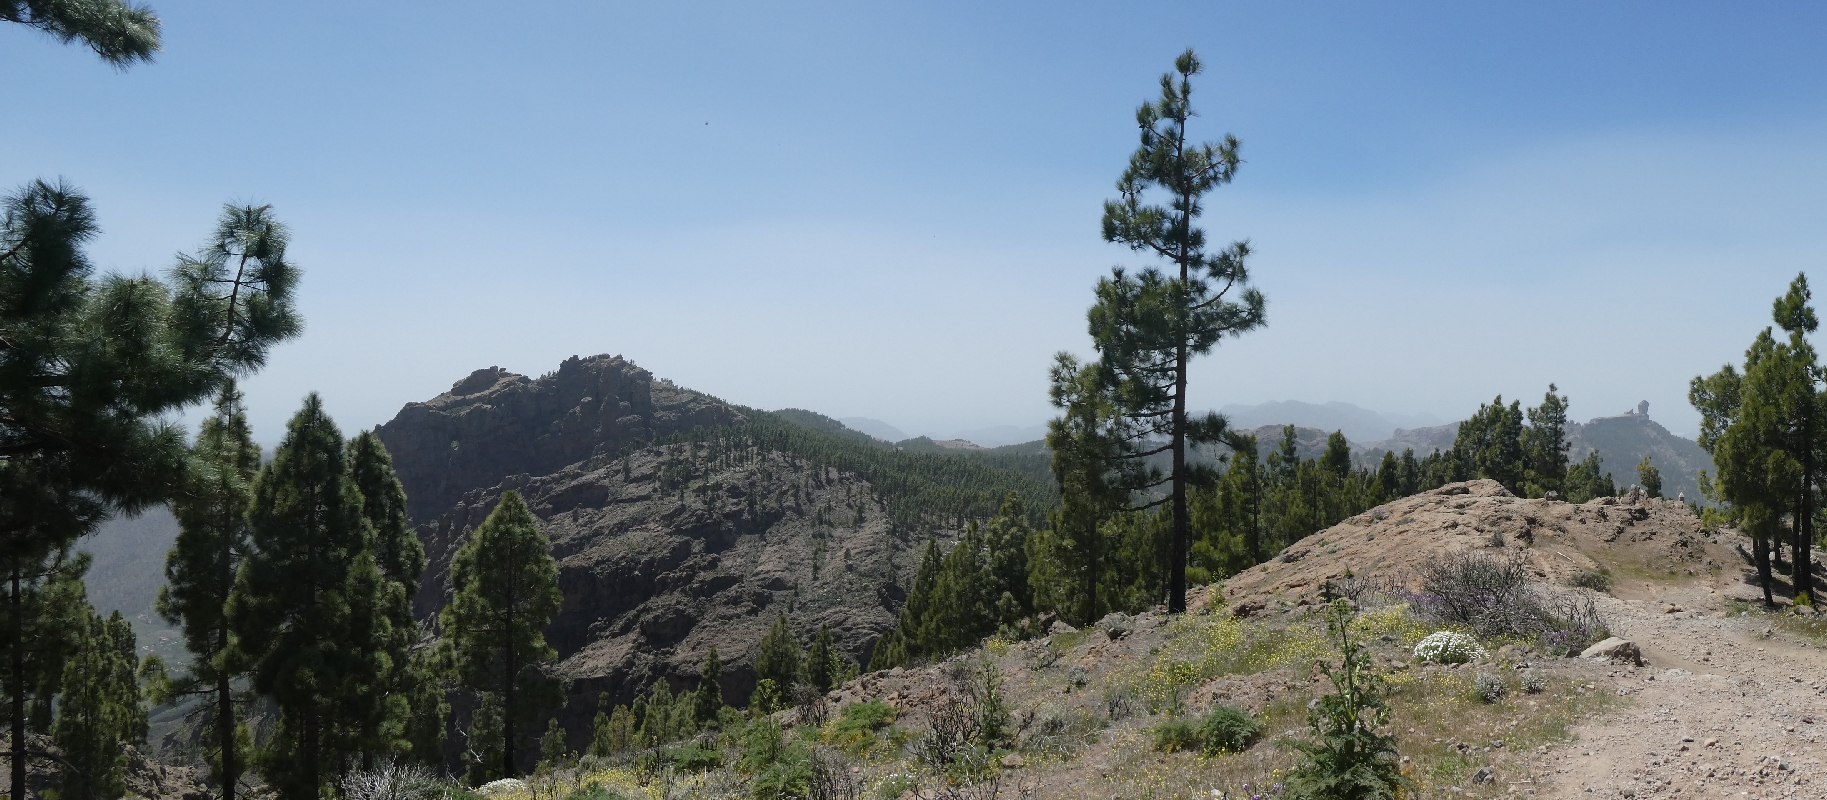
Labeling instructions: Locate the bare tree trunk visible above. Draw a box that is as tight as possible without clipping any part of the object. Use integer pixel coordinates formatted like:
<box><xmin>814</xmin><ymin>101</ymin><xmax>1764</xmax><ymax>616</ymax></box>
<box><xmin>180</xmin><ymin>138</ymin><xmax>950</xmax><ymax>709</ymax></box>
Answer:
<box><xmin>11</xmin><ymin>561</ymin><xmax>25</xmax><ymax>800</ymax></box>
<box><xmin>1756</xmin><ymin>535</ymin><xmax>1775</xmax><ymax>606</ymax></box>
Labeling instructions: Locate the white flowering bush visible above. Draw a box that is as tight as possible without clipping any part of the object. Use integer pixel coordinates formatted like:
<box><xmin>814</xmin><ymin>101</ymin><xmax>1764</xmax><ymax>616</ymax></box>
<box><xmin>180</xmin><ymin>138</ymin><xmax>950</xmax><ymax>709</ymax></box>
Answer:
<box><xmin>475</xmin><ymin>779</ymin><xmax>526</xmax><ymax>796</ymax></box>
<box><xmin>1412</xmin><ymin>631</ymin><xmax>1486</xmax><ymax>664</ymax></box>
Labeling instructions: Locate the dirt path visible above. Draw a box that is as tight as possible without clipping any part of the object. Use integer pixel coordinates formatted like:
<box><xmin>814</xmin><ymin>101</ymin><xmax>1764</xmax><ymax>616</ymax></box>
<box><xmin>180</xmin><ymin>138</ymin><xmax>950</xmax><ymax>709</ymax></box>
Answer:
<box><xmin>1530</xmin><ymin>584</ymin><xmax>1826</xmax><ymax>799</ymax></box>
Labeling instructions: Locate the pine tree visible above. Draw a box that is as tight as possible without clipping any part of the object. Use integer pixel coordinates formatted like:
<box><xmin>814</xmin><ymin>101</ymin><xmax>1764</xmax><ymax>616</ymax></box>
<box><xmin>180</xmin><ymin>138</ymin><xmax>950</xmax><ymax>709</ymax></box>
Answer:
<box><xmin>343</xmin><ymin>431</ymin><xmax>428</xmax><ymax>769</ymax></box>
<box><xmin>694</xmin><ymin>648</ymin><xmax>723</xmax><ymax>725</ymax></box>
<box><xmin>228</xmin><ymin>395</ymin><xmax>368</xmax><ymax>800</ymax></box>
<box><xmin>334</xmin><ymin>550</ymin><xmax>402</xmax><ymax>772</ymax></box>
<box><xmin>754</xmin><ymin>615</ymin><xmax>802</xmax><ymax>689</ymax></box>
<box><xmin>589</xmin><ymin>694</ymin><xmax>634</xmax><ymax>757</ymax></box>
<box><xmin>1</xmin><ymin>0</ymin><xmax>161</xmax><ymax>65</ymax></box>
<box><xmin>158</xmin><ymin>384</ymin><xmax>260</xmax><ymax>800</ymax></box>
<box><xmin>1037</xmin><ymin>355</ymin><xmax>1130</xmax><ymax>625</ymax></box>
<box><xmin>1522</xmin><ymin>385</ymin><xmax>1571</xmax><ymax>498</ymax></box>
<box><xmin>463</xmin><ymin>693</ymin><xmax>504</xmax><ymax>786</ymax></box>
<box><xmin>1635</xmin><ymin>457</ymin><xmax>1663</xmax><ymax>499</ymax></box>
<box><xmin>0</xmin><ymin>551</ymin><xmax>88</xmax><ymax>800</ymax></box>
<box><xmin>1084</xmin><ymin>49</ymin><xmax>1268</xmax><ymax>613</ymax></box>
<box><xmin>1398</xmin><ymin>449</ymin><xmax>1420</xmax><ymax>496</ymax></box>
<box><xmin>804</xmin><ymin>626</ymin><xmax>834</xmax><ymax>694</ymax></box>
<box><xmin>537</xmin><ymin>718</ymin><xmax>567</xmax><ymax>770</ymax></box>
<box><xmin>1376</xmin><ymin>452</ymin><xmax>1400</xmax><ymax>500</ymax></box>
<box><xmin>440</xmin><ymin>490</ymin><xmax>563</xmax><ymax>779</ymax></box>
<box><xmin>1768</xmin><ymin>275</ymin><xmax>1821</xmax><ymax>602</ymax></box>
<box><xmin>1563</xmin><ymin>451</ymin><xmax>1616</xmax><ymax>504</ymax></box>
<box><xmin>1</xmin><ymin>189</ymin><xmax>299</xmax><ymax>800</ymax></box>
<box><xmin>53</xmin><ymin>608</ymin><xmax>147</xmax><ymax>800</ymax></box>
<box><xmin>1454</xmin><ymin>397</ymin><xmax>1525</xmax><ymax>494</ymax></box>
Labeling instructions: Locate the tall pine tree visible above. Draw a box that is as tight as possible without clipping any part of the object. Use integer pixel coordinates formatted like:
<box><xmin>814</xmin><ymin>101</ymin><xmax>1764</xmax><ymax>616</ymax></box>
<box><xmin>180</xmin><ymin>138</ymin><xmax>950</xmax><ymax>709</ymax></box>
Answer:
<box><xmin>345</xmin><ymin>431</ymin><xmax>433</xmax><ymax>768</ymax></box>
<box><xmin>229</xmin><ymin>395</ymin><xmax>368</xmax><ymax>800</ymax></box>
<box><xmin>1087</xmin><ymin>49</ymin><xmax>1267</xmax><ymax>613</ymax></box>
<box><xmin>440</xmin><ymin>491</ymin><xmax>562</xmax><ymax>779</ymax></box>
<box><xmin>158</xmin><ymin>384</ymin><xmax>261</xmax><ymax>800</ymax></box>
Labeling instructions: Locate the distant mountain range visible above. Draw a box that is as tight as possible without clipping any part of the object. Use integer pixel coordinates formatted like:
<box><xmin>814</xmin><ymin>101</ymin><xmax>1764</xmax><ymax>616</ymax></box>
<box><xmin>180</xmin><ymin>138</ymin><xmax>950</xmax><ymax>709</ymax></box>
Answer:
<box><xmin>838</xmin><ymin>417</ymin><xmax>1048</xmax><ymax>449</ymax></box>
<box><xmin>1219</xmin><ymin>400</ymin><xmax>1444</xmax><ymax>443</ymax></box>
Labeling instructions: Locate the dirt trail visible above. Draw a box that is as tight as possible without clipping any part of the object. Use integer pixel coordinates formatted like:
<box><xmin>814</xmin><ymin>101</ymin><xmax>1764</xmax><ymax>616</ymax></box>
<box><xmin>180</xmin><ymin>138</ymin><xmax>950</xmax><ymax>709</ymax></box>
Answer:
<box><xmin>1534</xmin><ymin>584</ymin><xmax>1826</xmax><ymax>799</ymax></box>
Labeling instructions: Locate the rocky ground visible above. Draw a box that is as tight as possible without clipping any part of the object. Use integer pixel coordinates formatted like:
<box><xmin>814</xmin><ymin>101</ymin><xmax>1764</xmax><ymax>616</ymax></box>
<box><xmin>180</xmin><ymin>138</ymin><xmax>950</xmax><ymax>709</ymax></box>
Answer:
<box><xmin>1529</xmin><ymin>576</ymin><xmax>1826</xmax><ymax>799</ymax></box>
<box><xmin>798</xmin><ymin>481</ymin><xmax>1827</xmax><ymax>800</ymax></box>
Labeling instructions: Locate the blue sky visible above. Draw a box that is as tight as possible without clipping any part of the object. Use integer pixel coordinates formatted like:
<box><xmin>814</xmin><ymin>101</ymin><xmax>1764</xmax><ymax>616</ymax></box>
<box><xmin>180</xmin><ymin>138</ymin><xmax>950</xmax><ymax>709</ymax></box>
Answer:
<box><xmin>6</xmin><ymin>1</ymin><xmax>1827</xmax><ymax>444</ymax></box>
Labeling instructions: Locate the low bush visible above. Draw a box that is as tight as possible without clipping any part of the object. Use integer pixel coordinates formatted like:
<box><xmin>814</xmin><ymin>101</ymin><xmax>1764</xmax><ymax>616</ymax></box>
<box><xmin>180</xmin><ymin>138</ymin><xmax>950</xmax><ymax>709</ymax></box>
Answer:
<box><xmin>1197</xmin><ymin>704</ymin><xmax>1264</xmax><ymax>753</ymax></box>
<box><xmin>344</xmin><ymin>765</ymin><xmax>444</xmax><ymax>800</ymax></box>
<box><xmin>1414</xmin><ymin>551</ymin><xmax>1610</xmax><ymax>653</ymax></box>
<box><xmin>640</xmin><ymin>741</ymin><xmax>722</xmax><ymax>773</ymax></box>
<box><xmin>1412</xmin><ymin>631</ymin><xmax>1486</xmax><ymax>664</ymax></box>
<box><xmin>1019</xmin><ymin>707</ymin><xmax>1100</xmax><ymax>758</ymax></box>
<box><xmin>1151</xmin><ymin>716</ymin><xmax>1201</xmax><ymax>753</ymax></box>
<box><xmin>824</xmin><ymin>700</ymin><xmax>898</xmax><ymax>754</ymax></box>
<box><xmin>1566</xmin><ymin>570</ymin><xmax>1611</xmax><ymax>593</ymax></box>
<box><xmin>1150</xmin><ymin>704</ymin><xmax>1262</xmax><ymax>755</ymax></box>
<box><xmin>1473</xmin><ymin>671</ymin><xmax>1507</xmax><ymax>703</ymax></box>
<box><xmin>1520</xmin><ymin>670</ymin><xmax>1547</xmax><ymax>694</ymax></box>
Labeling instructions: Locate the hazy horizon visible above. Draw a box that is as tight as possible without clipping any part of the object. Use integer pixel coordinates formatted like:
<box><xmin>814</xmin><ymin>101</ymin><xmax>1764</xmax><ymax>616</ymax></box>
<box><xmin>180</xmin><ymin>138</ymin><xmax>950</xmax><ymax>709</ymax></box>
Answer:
<box><xmin>8</xmin><ymin>3</ymin><xmax>1823</xmax><ymax>446</ymax></box>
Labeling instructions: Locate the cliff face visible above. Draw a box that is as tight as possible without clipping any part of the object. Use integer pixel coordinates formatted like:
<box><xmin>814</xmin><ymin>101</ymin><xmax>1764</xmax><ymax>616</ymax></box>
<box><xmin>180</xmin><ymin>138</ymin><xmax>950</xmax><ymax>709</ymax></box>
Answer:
<box><xmin>377</xmin><ymin>355</ymin><xmax>741</xmax><ymax>523</ymax></box>
<box><xmin>376</xmin><ymin>355</ymin><xmax>921</xmax><ymax>717</ymax></box>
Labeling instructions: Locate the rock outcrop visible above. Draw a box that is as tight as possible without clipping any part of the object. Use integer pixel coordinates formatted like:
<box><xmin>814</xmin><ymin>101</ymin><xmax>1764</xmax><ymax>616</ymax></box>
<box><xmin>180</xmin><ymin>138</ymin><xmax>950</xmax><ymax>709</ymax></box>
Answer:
<box><xmin>378</xmin><ymin>355</ymin><xmax>740</xmax><ymax>523</ymax></box>
<box><xmin>1222</xmin><ymin>479</ymin><xmax>1724</xmax><ymax>611</ymax></box>
<box><xmin>376</xmin><ymin>355</ymin><xmax>945</xmax><ymax>732</ymax></box>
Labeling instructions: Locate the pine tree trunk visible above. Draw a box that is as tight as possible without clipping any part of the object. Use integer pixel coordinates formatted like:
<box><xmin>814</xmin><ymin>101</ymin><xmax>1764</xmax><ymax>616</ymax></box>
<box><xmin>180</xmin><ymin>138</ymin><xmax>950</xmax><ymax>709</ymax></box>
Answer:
<box><xmin>1796</xmin><ymin>443</ymin><xmax>1814</xmax><ymax>604</ymax></box>
<box><xmin>1170</xmin><ymin>361</ymin><xmax>1188</xmax><ymax>613</ymax></box>
<box><xmin>11</xmin><ymin>561</ymin><xmax>25</xmax><ymax>800</ymax></box>
<box><xmin>218</xmin><ymin>671</ymin><xmax>234</xmax><ymax>800</ymax></box>
<box><xmin>503</xmin><ymin>573</ymin><xmax>516</xmax><ymax>780</ymax></box>
<box><xmin>1083</xmin><ymin>510</ymin><xmax>1098</xmax><ymax>626</ymax></box>
<box><xmin>502</xmin><ymin>649</ymin><xmax>515</xmax><ymax>779</ymax></box>
<box><xmin>1756</xmin><ymin>535</ymin><xmax>1774</xmax><ymax>606</ymax></box>
<box><xmin>219</xmin><ymin>504</ymin><xmax>237</xmax><ymax>800</ymax></box>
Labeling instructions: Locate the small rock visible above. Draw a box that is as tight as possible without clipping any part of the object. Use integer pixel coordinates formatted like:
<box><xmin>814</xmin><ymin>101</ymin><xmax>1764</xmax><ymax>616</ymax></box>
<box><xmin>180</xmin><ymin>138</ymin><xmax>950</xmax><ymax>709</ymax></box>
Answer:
<box><xmin>1048</xmin><ymin>619</ymin><xmax>1078</xmax><ymax>635</ymax></box>
<box><xmin>1472</xmin><ymin>767</ymin><xmax>1495</xmax><ymax>785</ymax></box>
<box><xmin>1000</xmin><ymin>753</ymin><xmax>1025</xmax><ymax>769</ymax></box>
<box><xmin>1579</xmin><ymin>637</ymin><xmax>1643</xmax><ymax>666</ymax></box>
<box><xmin>1704</xmin><ymin>737</ymin><xmax>1719</xmax><ymax>748</ymax></box>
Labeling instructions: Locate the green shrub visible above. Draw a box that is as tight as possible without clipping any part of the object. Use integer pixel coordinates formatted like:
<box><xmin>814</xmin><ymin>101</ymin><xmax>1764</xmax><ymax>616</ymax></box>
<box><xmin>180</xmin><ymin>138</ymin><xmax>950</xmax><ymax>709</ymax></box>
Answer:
<box><xmin>1566</xmin><ymin>570</ymin><xmax>1611</xmax><ymax>593</ymax></box>
<box><xmin>740</xmin><ymin>719</ymin><xmax>789</xmax><ymax>772</ymax></box>
<box><xmin>639</xmin><ymin>741</ymin><xmax>721</xmax><ymax>773</ymax></box>
<box><xmin>1150</xmin><ymin>704</ymin><xmax>1262</xmax><ymax>755</ymax></box>
<box><xmin>825</xmin><ymin>700</ymin><xmax>898</xmax><ymax>753</ymax></box>
<box><xmin>1150</xmin><ymin>716</ymin><xmax>1201</xmax><ymax>753</ymax></box>
<box><xmin>1196</xmin><ymin>704</ymin><xmax>1263</xmax><ymax>753</ymax></box>
<box><xmin>752</xmin><ymin>756</ymin><xmax>813</xmax><ymax>800</ymax></box>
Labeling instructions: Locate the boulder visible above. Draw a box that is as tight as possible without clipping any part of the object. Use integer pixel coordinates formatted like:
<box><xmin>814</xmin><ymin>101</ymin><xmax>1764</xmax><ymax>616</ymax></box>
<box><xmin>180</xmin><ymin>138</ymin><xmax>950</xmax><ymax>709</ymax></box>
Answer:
<box><xmin>1580</xmin><ymin>637</ymin><xmax>1643</xmax><ymax>666</ymax></box>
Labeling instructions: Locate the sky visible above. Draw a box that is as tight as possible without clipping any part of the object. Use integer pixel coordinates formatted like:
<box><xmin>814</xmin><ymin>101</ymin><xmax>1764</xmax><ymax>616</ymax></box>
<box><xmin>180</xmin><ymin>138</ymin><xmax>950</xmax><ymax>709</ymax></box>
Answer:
<box><xmin>6</xmin><ymin>1</ymin><xmax>1827</xmax><ymax>446</ymax></box>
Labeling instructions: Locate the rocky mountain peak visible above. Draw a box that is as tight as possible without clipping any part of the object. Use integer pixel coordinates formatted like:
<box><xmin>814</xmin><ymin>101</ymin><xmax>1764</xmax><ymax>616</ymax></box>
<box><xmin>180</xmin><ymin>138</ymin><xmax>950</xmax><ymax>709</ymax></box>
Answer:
<box><xmin>377</xmin><ymin>354</ymin><xmax>742</xmax><ymax>522</ymax></box>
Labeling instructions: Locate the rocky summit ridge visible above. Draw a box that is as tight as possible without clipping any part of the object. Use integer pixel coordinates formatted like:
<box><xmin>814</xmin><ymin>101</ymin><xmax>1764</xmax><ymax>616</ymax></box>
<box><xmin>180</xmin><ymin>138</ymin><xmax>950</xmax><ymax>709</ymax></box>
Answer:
<box><xmin>374</xmin><ymin>354</ymin><xmax>1045</xmax><ymax>741</ymax></box>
